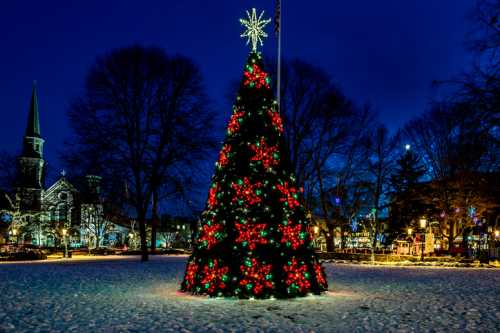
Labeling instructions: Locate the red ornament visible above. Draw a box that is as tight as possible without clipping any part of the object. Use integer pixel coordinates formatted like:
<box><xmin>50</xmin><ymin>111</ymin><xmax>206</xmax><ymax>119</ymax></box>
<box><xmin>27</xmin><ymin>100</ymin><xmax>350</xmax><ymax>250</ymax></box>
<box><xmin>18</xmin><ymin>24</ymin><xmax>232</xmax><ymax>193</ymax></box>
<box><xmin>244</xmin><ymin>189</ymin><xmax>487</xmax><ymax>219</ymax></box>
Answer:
<box><xmin>232</xmin><ymin>178</ymin><xmax>262</xmax><ymax>206</ymax></box>
<box><xmin>228</xmin><ymin>110</ymin><xmax>245</xmax><ymax>135</ymax></box>
<box><xmin>217</xmin><ymin>144</ymin><xmax>231</xmax><ymax>168</ymax></box>
<box><xmin>276</xmin><ymin>182</ymin><xmax>300</xmax><ymax>209</ymax></box>
<box><xmin>243</xmin><ymin>64</ymin><xmax>270</xmax><ymax>89</ymax></box>
<box><xmin>183</xmin><ymin>261</ymin><xmax>198</xmax><ymax>291</ymax></box>
<box><xmin>207</xmin><ymin>184</ymin><xmax>219</xmax><ymax>207</ymax></box>
<box><xmin>250</xmin><ymin>138</ymin><xmax>279</xmax><ymax>169</ymax></box>
<box><xmin>199</xmin><ymin>223</ymin><xmax>224</xmax><ymax>250</ymax></box>
<box><xmin>200</xmin><ymin>259</ymin><xmax>229</xmax><ymax>294</ymax></box>
<box><xmin>235</xmin><ymin>222</ymin><xmax>268</xmax><ymax>250</ymax></box>
<box><xmin>239</xmin><ymin>258</ymin><xmax>273</xmax><ymax>295</ymax></box>
<box><xmin>267</xmin><ymin>110</ymin><xmax>284</xmax><ymax>133</ymax></box>
<box><xmin>284</xmin><ymin>258</ymin><xmax>311</xmax><ymax>293</ymax></box>
<box><xmin>279</xmin><ymin>223</ymin><xmax>305</xmax><ymax>250</ymax></box>
<box><xmin>314</xmin><ymin>263</ymin><xmax>327</xmax><ymax>288</ymax></box>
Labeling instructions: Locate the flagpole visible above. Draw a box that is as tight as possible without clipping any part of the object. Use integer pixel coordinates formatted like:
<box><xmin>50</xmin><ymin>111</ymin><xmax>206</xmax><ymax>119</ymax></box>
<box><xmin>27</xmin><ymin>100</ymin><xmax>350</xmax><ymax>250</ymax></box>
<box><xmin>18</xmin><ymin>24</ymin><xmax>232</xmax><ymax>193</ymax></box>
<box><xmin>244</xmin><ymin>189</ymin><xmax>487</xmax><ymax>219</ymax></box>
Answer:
<box><xmin>276</xmin><ymin>0</ymin><xmax>282</xmax><ymax>113</ymax></box>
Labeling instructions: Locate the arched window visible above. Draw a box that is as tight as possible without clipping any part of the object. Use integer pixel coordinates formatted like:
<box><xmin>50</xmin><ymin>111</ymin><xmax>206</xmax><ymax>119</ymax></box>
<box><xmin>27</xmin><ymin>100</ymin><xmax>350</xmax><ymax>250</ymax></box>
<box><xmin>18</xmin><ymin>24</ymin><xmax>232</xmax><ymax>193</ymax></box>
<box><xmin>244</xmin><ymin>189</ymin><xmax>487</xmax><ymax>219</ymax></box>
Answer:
<box><xmin>49</xmin><ymin>207</ymin><xmax>56</xmax><ymax>221</ymax></box>
<box><xmin>57</xmin><ymin>203</ymin><xmax>68</xmax><ymax>223</ymax></box>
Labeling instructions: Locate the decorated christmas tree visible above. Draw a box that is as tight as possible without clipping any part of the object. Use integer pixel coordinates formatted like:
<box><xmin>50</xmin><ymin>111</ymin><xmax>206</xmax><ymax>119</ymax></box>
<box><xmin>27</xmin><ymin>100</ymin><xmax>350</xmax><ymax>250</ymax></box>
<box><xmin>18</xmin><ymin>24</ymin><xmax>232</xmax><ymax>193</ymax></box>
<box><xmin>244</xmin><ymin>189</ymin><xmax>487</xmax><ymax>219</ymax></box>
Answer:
<box><xmin>181</xmin><ymin>8</ymin><xmax>328</xmax><ymax>299</ymax></box>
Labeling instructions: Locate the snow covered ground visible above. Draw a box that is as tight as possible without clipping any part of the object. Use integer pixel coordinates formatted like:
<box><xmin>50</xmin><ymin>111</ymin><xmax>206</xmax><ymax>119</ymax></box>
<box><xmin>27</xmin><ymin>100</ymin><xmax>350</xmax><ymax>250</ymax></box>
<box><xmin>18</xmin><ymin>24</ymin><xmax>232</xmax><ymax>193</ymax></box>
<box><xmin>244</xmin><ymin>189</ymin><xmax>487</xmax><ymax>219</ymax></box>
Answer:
<box><xmin>0</xmin><ymin>256</ymin><xmax>498</xmax><ymax>333</ymax></box>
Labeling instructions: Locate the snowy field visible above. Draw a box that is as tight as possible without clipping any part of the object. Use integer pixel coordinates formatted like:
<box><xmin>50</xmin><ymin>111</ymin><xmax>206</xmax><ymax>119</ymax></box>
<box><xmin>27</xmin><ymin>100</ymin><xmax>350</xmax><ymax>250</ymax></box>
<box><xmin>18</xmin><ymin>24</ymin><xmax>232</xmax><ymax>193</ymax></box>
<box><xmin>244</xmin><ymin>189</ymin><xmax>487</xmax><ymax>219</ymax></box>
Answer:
<box><xmin>0</xmin><ymin>256</ymin><xmax>499</xmax><ymax>333</ymax></box>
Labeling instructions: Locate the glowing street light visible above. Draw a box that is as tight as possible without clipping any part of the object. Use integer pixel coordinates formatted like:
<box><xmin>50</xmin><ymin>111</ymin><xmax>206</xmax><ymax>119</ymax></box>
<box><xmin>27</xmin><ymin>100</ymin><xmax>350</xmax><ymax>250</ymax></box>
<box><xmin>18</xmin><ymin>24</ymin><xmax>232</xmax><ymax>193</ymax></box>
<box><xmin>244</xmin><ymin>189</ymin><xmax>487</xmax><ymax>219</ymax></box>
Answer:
<box><xmin>405</xmin><ymin>144</ymin><xmax>411</xmax><ymax>151</ymax></box>
<box><xmin>62</xmin><ymin>228</ymin><xmax>68</xmax><ymax>258</ymax></box>
<box><xmin>407</xmin><ymin>228</ymin><xmax>413</xmax><ymax>236</ymax></box>
<box><xmin>11</xmin><ymin>228</ymin><xmax>18</xmax><ymax>246</ymax></box>
<box><xmin>419</xmin><ymin>218</ymin><xmax>427</xmax><ymax>261</ymax></box>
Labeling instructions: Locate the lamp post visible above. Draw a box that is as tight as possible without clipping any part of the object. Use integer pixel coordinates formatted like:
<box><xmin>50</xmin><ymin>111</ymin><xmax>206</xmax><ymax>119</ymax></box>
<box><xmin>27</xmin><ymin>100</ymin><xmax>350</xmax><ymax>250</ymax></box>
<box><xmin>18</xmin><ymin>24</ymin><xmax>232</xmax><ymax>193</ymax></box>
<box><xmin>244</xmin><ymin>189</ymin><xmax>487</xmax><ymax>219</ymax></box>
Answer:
<box><xmin>419</xmin><ymin>218</ymin><xmax>427</xmax><ymax>261</ymax></box>
<box><xmin>12</xmin><ymin>228</ymin><xmax>18</xmax><ymax>246</ymax></box>
<box><xmin>62</xmin><ymin>228</ymin><xmax>68</xmax><ymax>258</ymax></box>
<box><xmin>407</xmin><ymin>228</ymin><xmax>413</xmax><ymax>255</ymax></box>
<box><xmin>129</xmin><ymin>233</ymin><xmax>135</xmax><ymax>250</ymax></box>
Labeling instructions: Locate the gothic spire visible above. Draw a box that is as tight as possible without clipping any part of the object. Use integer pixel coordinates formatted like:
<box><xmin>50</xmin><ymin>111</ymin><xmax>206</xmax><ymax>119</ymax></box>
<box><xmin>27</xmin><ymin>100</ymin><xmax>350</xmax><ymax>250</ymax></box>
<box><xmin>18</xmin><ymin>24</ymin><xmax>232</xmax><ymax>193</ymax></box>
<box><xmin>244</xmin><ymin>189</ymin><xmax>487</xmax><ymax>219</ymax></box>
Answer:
<box><xmin>25</xmin><ymin>81</ymin><xmax>41</xmax><ymax>138</ymax></box>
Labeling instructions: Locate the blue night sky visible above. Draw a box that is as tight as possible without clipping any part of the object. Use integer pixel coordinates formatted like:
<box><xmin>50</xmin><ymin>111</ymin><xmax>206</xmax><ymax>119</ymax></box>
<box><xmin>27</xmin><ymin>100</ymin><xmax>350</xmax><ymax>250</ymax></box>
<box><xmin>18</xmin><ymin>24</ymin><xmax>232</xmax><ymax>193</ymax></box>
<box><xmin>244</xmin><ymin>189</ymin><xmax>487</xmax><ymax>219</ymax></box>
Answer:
<box><xmin>1</xmin><ymin>0</ymin><xmax>473</xmax><ymax>172</ymax></box>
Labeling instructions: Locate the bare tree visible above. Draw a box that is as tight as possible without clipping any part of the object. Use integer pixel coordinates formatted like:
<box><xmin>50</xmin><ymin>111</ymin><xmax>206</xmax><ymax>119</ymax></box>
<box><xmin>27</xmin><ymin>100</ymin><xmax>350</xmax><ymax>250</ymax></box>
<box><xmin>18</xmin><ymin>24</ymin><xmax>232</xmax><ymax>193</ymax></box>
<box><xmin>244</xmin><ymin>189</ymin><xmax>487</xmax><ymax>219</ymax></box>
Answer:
<box><xmin>365</xmin><ymin>126</ymin><xmax>400</xmax><ymax>261</ymax></box>
<box><xmin>63</xmin><ymin>46</ymin><xmax>216</xmax><ymax>261</ymax></box>
<box><xmin>405</xmin><ymin>101</ymin><xmax>498</xmax><ymax>251</ymax></box>
<box><xmin>0</xmin><ymin>150</ymin><xmax>18</xmax><ymax>191</ymax></box>
<box><xmin>314</xmin><ymin>107</ymin><xmax>374</xmax><ymax>251</ymax></box>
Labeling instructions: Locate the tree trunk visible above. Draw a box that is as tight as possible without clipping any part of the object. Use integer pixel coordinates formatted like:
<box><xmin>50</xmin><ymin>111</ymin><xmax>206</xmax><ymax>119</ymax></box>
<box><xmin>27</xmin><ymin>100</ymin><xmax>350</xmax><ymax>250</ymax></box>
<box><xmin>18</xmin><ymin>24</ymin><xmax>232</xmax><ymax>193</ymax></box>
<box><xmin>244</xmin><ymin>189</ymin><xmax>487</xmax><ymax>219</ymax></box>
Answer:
<box><xmin>326</xmin><ymin>224</ymin><xmax>335</xmax><ymax>252</ymax></box>
<box><xmin>95</xmin><ymin>215</ymin><xmax>100</xmax><ymax>250</ymax></box>
<box><xmin>138</xmin><ymin>210</ymin><xmax>148</xmax><ymax>262</ymax></box>
<box><xmin>339</xmin><ymin>224</ymin><xmax>346</xmax><ymax>250</ymax></box>
<box><xmin>151</xmin><ymin>190</ymin><xmax>159</xmax><ymax>253</ymax></box>
<box><xmin>316</xmin><ymin>163</ymin><xmax>334</xmax><ymax>252</ymax></box>
<box><xmin>447</xmin><ymin>219</ymin><xmax>455</xmax><ymax>255</ymax></box>
<box><xmin>371</xmin><ymin>235</ymin><xmax>377</xmax><ymax>263</ymax></box>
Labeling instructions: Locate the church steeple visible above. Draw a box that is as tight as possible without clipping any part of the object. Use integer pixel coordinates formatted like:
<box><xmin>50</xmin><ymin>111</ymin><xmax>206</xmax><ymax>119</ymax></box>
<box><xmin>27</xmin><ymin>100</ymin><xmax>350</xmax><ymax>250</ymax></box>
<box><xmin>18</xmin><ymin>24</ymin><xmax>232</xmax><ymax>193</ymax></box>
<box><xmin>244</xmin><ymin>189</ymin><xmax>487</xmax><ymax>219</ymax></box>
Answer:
<box><xmin>22</xmin><ymin>82</ymin><xmax>44</xmax><ymax>159</ymax></box>
<box><xmin>25</xmin><ymin>81</ymin><xmax>41</xmax><ymax>138</ymax></box>
<box><xmin>17</xmin><ymin>82</ymin><xmax>46</xmax><ymax>211</ymax></box>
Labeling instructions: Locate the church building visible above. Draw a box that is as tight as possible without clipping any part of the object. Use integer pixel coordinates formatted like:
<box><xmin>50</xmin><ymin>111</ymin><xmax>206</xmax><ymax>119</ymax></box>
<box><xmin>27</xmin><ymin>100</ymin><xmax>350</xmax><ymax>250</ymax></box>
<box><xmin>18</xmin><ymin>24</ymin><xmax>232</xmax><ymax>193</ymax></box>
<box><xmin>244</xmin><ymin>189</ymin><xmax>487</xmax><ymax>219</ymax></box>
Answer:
<box><xmin>9</xmin><ymin>83</ymin><xmax>130</xmax><ymax>248</ymax></box>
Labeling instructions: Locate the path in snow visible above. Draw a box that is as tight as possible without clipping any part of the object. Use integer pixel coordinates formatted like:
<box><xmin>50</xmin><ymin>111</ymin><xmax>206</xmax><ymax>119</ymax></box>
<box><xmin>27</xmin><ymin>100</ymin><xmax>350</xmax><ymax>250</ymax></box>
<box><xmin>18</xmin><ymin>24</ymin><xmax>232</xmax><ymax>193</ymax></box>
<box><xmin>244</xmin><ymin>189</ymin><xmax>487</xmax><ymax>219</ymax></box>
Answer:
<box><xmin>0</xmin><ymin>256</ymin><xmax>498</xmax><ymax>332</ymax></box>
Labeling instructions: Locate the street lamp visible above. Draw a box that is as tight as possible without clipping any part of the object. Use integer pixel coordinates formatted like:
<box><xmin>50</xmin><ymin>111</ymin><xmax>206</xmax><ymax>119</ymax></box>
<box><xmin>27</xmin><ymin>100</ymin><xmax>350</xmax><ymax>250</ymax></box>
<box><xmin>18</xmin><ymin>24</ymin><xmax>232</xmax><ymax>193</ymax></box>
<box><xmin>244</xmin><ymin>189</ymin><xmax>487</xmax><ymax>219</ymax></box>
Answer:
<box><xmin>12</xmin><ymin>228</ymin><xmax>18</xmax><ymax>246</ymax></box>
<box><xmin>405</xmin><ymin>144</ymin><xmax>411</xmax><ymax>151</ymax></box>
<box><xmin>62</xmin><ymin>228</ymin><xmax>68</xmax><ymax>258</ymax></box>
<box><xmin>407</xmin><ymin>228</ymin><xmax>413</xmax><ymax>236</ymax></box>
<box><xmin>419</xmin><ymin>218</ymin><xmax>427</xmax><ymax>261</ymax></box>
<box><xmin>129</xmin><ymin>233</ymin><xmax>135</xmax><ymax>249</ymax></box>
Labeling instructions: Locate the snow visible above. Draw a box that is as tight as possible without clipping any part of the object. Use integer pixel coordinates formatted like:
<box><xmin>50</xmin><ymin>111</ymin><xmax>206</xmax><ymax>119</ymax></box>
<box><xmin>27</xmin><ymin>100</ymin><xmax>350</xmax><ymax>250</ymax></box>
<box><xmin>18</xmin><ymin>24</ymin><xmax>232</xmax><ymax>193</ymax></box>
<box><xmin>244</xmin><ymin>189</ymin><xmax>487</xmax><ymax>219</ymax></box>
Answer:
<box><xmin>0</xmin><ymin>256</ymin><xmax>499</xmax><ymax>332</ymax></box>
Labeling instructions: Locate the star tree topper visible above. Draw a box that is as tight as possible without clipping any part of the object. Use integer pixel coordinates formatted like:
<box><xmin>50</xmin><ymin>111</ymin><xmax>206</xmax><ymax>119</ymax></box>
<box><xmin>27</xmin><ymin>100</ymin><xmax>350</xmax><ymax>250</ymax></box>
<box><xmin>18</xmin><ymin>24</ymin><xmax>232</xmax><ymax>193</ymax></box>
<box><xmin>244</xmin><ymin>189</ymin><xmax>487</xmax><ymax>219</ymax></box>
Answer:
<box><xmin>240</xmin><ymin>8</ymin><xmax>271</xmax><ymax>52</ymax></box>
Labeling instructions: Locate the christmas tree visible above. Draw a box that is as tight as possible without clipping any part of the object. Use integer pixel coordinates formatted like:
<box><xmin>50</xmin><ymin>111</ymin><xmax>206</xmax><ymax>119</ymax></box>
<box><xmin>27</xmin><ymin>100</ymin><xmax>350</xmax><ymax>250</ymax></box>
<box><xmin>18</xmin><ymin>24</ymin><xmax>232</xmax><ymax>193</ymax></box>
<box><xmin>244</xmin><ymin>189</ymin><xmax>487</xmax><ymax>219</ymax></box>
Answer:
<box><xmin>180</xmin><ymin>8</ymin><xmax>327</xmax><ymax>299</ymax></box>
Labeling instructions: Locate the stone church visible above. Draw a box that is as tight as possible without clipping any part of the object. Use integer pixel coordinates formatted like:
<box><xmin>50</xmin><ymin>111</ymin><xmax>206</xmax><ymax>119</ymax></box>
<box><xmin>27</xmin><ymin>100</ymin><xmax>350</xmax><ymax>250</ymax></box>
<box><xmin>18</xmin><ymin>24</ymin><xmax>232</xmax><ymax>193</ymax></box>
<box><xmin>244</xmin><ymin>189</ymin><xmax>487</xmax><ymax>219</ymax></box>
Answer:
<box><xmin>8</xmin><ymin>84</ymin><xmax>129</xmax><ymax>248</ymax></box>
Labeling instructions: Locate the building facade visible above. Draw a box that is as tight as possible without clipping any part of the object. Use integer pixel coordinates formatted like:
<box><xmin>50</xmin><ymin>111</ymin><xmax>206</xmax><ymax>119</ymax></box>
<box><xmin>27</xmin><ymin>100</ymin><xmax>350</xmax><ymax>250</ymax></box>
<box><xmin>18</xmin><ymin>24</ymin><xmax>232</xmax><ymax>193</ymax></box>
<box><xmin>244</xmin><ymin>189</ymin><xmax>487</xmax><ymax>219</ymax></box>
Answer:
<box><xmin>7</xmin><ymin>84</ymin><xmax>130</xmax><ymax>248</ymax></box>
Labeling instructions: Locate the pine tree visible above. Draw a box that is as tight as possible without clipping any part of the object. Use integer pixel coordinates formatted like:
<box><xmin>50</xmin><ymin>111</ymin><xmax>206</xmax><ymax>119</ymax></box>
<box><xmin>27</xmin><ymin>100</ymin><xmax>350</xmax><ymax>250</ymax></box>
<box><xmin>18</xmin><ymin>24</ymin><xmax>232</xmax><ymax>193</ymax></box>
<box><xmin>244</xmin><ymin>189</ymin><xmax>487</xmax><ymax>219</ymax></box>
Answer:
<box><xmin>180</xmin><ymin>52</ymin><xmax>328</xmax><ymax>299</ymax></box>
<box><xmin>389</xmin><ymin>149</ymin><xmax>427</xmax><ymax>235</ymax></box>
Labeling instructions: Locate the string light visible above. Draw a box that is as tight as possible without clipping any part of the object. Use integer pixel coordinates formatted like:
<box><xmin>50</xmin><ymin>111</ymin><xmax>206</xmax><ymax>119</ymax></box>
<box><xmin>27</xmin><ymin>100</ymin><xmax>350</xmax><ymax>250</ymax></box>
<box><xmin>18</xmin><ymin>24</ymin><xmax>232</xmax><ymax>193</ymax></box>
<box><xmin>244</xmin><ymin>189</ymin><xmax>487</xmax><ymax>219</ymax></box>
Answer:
<box><xmin>314</xmin><ymin>263</ymin><xmax>327</xmax><ymax>287</ymax></box>
<box><xmin>207</xmin><ymin>184</ymin><xmax>219</xmax><ymax>207</ymax></box>
<box><xmin>243</xmin><ymin>64</ymin><xmax>271</xmax><ymax>89</ymax></box>
<box><xmin>284</xmin><ymin>258</ymin><xmax>311</xmax><ymax>294</ymax></box>
<box><xmin>183</xmin><ymin>261</ymin><xmax>198</xmax><ymax>291</ymax></box>
<box><xmin>267</xmin><ymin>109</ymin><xmax>284</xmax><ymax>133</ymax></box>
<box><xmin>232</xmin><ymin>177</ymin><xmax>262</xmax><ymax>206</ymax></box>
<box><xmin>217</xmin><ymin>144</ymin><xmax>232</xmax><ymax>168</ymax></box>
<box><xmin>200</xmin><ymin>259</ymin><xmax>229</xmax><ymax>294</ymax></box>
<box><xmin>228</xmin><ymin>110</ymin><xmax>245</xmax><ymax>135</ymax></box>
<box><xmin>235</xmin><ymin>222</ymin><xmax>268</xmax><ymax>250</ymax></box>
<box><xmin>198</xmin><ymin>222</ymin><xmax>224</xmax><ymax>250</ymax></box>
<box><xmin>250</xmin><ymin>137</ymin><xmax>279</xmax><ymax>169</ymax></box>
<box><xmin>239</xmin><ymin>258</ymin><xmax>274</xmax><ymax>296</ymax></box>
<box><xmin>276</xmin><ymin>182</ymin><xmax>300</xmax><ymax>209</ymax></box>
<box><xmin>279</xmin><ymin>223</ymin><xmax>306</xmax><ymax>250</ymax></box>
<box><xmin>239</xmin><ymin>8</ymin><xmax>271</xmax><ymax>53</ymax></box>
